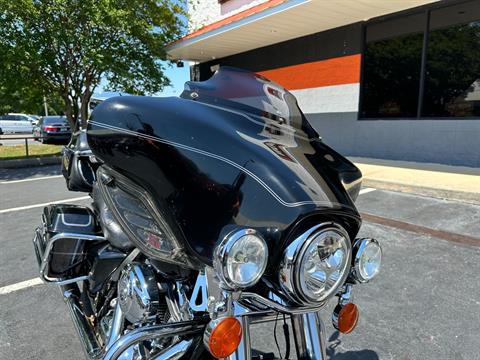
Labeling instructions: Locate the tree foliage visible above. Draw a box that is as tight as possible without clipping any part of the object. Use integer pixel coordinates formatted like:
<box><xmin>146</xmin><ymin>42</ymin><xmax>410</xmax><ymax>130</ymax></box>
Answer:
<box><xmin>0</xmin><ymin>0</ymin><xmax>185</xmax><ymax>129</ymax></box>
<box><xmin>0</xmin><ymin>66</ymin><xmax>64</xmax><ymax>115</ymax></box>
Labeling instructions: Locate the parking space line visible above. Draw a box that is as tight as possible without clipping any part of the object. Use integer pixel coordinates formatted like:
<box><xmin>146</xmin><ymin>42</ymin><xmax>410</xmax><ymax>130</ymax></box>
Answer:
<box><xmin>0</xmin><ymin>175</ymin><xmax>63</xmax><ymax>184</ymax></box>
<box><xmin>362</xmin><ymin>212</ymin><xmax>480</xmax><ymax>247</ymax></box>
<box><xmin>359</xmin><ymin>188</ymin><xmax>376</xmax><ymax>195</ymax></box>
<box><xmin>0</xmin><ymin>277</ymin><xmax>43</xmax><ymax>295</ymax></box>
<box><xmin>0</xmin><ymin>196</ymin><xmax>90</xmax><ymax>214</ymax></box>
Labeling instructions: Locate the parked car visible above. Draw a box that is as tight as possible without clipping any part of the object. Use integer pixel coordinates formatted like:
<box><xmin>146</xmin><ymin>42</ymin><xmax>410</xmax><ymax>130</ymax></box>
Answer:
<box><xmin>33</xmin><ymin>115</ymin><xmax>71</xmax><ymax>144</ymax></box>
<box><xmin>0</xmin><ymin>113</ymin><xmax>35</xmax><ymax>134</ymax></box>
<box><xmin>28</xmin><ymin>114</ymin><xmax>41</xmax><ymax>126</ymax></box>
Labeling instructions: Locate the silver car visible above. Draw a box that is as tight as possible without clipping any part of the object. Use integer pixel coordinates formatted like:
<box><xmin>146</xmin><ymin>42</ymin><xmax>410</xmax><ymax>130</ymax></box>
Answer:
<box><xmin>0</xmin><ymin>113</ymin><xmax>35</xmax><ymax>134</ymax></box>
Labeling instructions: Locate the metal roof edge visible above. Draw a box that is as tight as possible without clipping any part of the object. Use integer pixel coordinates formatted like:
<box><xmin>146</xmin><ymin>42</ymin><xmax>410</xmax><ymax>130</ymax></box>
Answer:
<box><xmin>167</xmin><ymin>0</ymin><xmax>310</xmax><ymax>54</ymax></box>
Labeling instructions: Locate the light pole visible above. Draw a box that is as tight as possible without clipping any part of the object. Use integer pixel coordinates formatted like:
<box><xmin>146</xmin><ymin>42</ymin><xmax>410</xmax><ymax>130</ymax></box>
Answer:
<box><xmin>43</xmin><ymin>95</ymin><xmax>49</xmax><ymax>116</ymax></box>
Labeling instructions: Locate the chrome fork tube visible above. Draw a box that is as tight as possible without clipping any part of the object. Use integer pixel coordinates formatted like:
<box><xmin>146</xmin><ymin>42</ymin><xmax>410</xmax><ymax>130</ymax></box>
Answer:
<box><xmin>227</xmin><ymin>316</ymin><xmax>252</xmax><ymax>360</ymax></box>
<box><xmin>291</xmin><ymin>312</ymin><xmax>327</xmax><ymax>360</ymax></box>
<box><xmin>106</xmin><ymin>300</ymin><xmax>125</xmax><ymax>350</ymax></box>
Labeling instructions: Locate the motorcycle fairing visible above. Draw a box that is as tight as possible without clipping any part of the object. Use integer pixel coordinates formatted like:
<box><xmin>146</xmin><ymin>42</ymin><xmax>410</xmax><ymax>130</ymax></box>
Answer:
<box><xmin>87</xmin><ymin>67</ymin><xmax>361</xmax><ymax>264</ymax></box>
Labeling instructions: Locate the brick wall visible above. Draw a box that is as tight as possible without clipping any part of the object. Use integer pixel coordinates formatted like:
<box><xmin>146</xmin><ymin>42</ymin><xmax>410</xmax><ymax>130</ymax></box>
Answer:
<box><xmin>188</xmin><ymin>0</ymin><xmax>268</xmax><ymax>31</ymax></box>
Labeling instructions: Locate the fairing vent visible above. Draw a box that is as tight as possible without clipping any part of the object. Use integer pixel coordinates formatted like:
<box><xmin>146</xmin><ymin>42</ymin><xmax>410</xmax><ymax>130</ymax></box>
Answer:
<box><xmin>96</xmin><ymin>166</ymin><xmax>195</xmax><ymax>268</ymax></box>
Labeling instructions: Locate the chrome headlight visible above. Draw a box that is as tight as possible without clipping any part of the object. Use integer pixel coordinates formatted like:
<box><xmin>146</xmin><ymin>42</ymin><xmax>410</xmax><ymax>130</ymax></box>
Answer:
<box><xmin>351</xmin><ymin>238</ymin><xmax>382</xmax><ymax>283</ymax></box>
<box><xmin>214</xmin><ymin>229</ymin><xmax>268</xmax><ymax>290</ymax></box>
<box><xmin>279</xmin><ymin>223</ymin><xmax>351</xmax><ymax>305</ymax></box>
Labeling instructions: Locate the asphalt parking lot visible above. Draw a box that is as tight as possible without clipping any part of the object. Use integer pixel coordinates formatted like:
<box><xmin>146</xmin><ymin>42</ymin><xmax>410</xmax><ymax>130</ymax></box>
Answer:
<box><xmin>0</xmin><ymin>165</ymin><xmax>479</xmax><ymax>360</ymax></box>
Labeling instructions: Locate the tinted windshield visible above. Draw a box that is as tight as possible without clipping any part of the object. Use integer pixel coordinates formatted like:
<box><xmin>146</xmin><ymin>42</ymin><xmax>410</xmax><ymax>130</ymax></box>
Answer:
<box><xmin>181</xmin><ymin>67</ymin><xmax>311</xmax><ymax>133</ymax></box>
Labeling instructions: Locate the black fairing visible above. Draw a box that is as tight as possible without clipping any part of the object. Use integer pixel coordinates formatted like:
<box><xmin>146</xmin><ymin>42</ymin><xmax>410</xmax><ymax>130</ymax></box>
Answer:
<box><xmin>87</xmin><ymin>67</ymin><xmax>362</xmax><ymax>265</ymax></box>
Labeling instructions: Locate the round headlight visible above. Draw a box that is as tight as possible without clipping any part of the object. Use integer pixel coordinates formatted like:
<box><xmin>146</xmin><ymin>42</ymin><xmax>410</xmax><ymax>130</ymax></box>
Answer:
<box><xmin>279</xmin><ymin>224</ymin><xmax>352</xmax><ymax>305</ymax></box>
<box><xmin>352</xmin><ymin>238</ymin><xmax>382</xmax><ymax>283</ymax></box>
<box><xmin>214</xmin><ymin>229</ymin><xmax>268</xmax><ymax>289</ymax></box>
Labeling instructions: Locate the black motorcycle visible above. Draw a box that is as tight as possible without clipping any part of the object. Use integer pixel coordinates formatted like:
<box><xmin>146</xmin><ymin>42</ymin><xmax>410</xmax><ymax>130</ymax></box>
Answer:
<box><xmin>33</xmin><ymin>67</ymin><xmax>382</xmax><ymax>360</ymax></box>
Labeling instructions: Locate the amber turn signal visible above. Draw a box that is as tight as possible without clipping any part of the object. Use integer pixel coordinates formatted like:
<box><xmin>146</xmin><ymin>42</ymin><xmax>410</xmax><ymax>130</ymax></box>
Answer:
<box><xmin>333</xmin><ymin>303</ymin><xmax>359</xmax><ymax>334</ymax></box>
<box><xmin>204</xmin><ymin>317</ymin><xmax>242</xmax><ymax>358</ymax></box>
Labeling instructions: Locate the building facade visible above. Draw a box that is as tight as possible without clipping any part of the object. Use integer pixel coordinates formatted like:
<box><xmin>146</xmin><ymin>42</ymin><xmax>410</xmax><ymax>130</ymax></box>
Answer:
<box><xmin>168</xmin><ymin>0</ymin><xmax>480</xmax><ymax>167</ymax></box>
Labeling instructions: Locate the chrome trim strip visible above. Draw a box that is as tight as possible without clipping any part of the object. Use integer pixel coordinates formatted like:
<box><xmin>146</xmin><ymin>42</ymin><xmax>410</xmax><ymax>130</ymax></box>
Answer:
<box><xmin>89</xmin><ymin>120</ymin><xmax>333</xmax><ymax>208</ymax></box>
<box><xmin>60</xmin><ymin>213</ymin><xmax>93</xmax><ymax>227</ymax></box>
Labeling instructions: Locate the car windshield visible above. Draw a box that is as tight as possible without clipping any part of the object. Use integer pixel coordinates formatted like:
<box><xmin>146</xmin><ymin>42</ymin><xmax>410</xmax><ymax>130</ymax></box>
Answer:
<box><xmin>44</xmin><ymin>116</ymin><xmax>68</xmax><ymax>124</ymax></box>
<box><xmin>180</xmin><ymin>67</ymin><xmax>307</xmax><ymax>130</ymax></box>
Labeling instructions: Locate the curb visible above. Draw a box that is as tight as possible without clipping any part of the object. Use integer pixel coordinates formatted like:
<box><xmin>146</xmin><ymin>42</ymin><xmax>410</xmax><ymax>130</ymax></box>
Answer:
<box><xmin>363</xmin><ymin>178</ymin><xmax>480</xmax><ymax>205</ymax></box>
<box><xmin>0</xmin><ymin>156</ymin><xmax>62</xmax><ymax>169</ymax></box>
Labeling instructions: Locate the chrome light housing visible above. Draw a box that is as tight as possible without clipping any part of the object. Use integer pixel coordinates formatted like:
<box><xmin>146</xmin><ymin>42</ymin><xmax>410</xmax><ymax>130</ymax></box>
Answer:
<box><xmin>351</xmin><ymin>238</ymin><xmax>382</xmax><ymax>283</ymax></box>
<box><xmin>279</xmin><ymin>223</ymin><xmax>351</xmax><ymax>305</ymax></box>
<box><xmin>214</xmin><ymin>229</ymin><xmax>268</xmax><ymax>290</ymax></box>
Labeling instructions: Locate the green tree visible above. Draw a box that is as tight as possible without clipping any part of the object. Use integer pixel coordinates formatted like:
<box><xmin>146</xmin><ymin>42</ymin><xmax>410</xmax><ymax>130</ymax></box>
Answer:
<box><xmin>0</xmin><ymin>0</ymin><xmax>185</xmax><ymax>130</ymax></box>
<box><xmin>0</xmin><ymin>76</ymin><xmax>64</xmax><ymax>116</ymax></box>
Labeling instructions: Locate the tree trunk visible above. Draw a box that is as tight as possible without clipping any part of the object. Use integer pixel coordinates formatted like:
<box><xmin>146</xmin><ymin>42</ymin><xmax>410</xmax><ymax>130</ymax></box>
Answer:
<box><xmin>80</xmin><ymin>88</ymin><xmax>91</xmax><ymax>130</ymax></box>
<box><xmin>62</xmin><ymin>94</ymin><xmax>75</xmax><ymax>132</ymax></box>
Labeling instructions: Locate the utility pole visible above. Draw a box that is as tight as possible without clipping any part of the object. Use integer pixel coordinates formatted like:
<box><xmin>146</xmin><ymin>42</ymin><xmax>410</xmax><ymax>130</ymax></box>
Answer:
<box><xmin>43</xmin><ymin>95</ymin><xmax>49</xmax><ymax>116</ymax></box>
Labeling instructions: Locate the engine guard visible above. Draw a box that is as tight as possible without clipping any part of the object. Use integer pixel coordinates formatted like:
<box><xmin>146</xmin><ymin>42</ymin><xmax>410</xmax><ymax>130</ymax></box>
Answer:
<box><xmin>226</xmin><ymin>309</ymin><xmax>327</xmax><ymax>360</ymax></box>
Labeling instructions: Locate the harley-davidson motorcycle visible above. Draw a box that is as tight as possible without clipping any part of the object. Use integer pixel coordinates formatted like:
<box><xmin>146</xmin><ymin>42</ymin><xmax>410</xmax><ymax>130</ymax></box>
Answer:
<box><xmin>32</xmin><ymin>67</ymin><xmax>382</xmax><ymax>360</ymax></box>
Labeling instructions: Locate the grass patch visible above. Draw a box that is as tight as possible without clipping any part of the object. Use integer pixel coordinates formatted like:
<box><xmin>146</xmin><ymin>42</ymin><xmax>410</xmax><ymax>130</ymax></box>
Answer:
<box><xmin>0</xmin><ymin>144</ymin><xmax>63</xmax><ymax>160</ymax></box>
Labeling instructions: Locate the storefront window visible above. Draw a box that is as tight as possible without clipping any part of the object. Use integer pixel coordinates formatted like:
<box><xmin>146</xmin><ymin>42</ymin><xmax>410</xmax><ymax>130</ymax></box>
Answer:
<box><xmin>361</xmin><ymin>13</ymin><xmax>424</xmax><ymax>118</ymax></box>
<box><xmin>423</xmin><ymin>2</ymin><xmax>480</xmax><ymax>117</ymax></box>
<box><xmin>361</xmin><ymin>0</ymin><xmax>480</xmax><ymax>119</ymax></box>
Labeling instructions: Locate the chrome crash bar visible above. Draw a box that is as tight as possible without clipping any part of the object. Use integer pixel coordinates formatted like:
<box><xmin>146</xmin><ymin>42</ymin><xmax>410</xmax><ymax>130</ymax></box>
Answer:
<box><xmin>62</xmin><ymin>280</ymin><xmax>327</xmax><ymax>360</ymax></box>
<box><xmin>33</xmin><ymin>225</ymin><xmax>106</xmax><ymax>285</ymax></box>
<box><xmin>60</xmin><ymin>282</ymin><xmax>206</xmax><ymax>360</ymax></box>
<box><xmin>226</xmin><ymin>299</ymin><xmax>327</xmax><ymax>360</ymax></box>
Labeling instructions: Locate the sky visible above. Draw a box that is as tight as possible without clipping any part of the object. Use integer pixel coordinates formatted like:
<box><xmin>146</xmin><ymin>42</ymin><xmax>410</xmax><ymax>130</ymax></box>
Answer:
<box><xmin>95</xmin><ymin>62</ymin><xmax>191</xmax><ymax>98</ymax></box>
<box><xmin>161</xmin><ymin>62</ymin><xmax>191</xmax><ymax>97</ymax></box>
<box><xmin>96</xmin><ymin>0</ymin><xmax>191</xmax><ymax>98</ymax></box>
